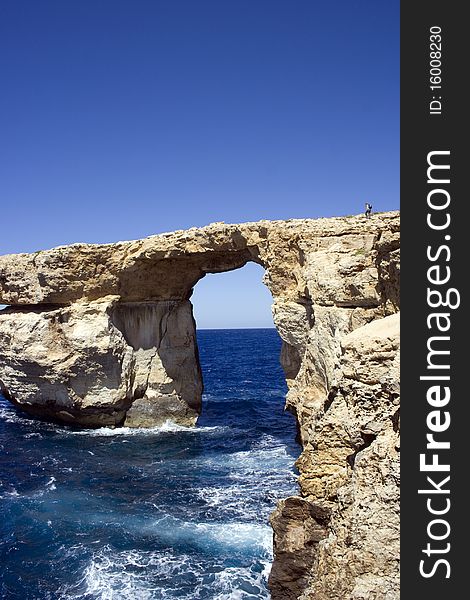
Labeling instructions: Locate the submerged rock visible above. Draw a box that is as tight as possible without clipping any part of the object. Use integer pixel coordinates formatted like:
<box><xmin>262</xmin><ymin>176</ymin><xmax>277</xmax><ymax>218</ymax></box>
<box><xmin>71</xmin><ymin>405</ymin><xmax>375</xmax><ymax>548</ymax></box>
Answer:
<box><xmin>0</xmin><ymin>211</ymin><xmax>400</xmax><ymax>599</ymax></box>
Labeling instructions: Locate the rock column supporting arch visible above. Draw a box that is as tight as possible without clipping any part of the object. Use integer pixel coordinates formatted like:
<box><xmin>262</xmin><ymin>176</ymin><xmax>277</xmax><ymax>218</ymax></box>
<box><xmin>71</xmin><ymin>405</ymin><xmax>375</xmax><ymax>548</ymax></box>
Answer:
<box><xmin>0</xmin><ymin>212</ymin><xmax>400</xmax><ymax>599</ymax></box>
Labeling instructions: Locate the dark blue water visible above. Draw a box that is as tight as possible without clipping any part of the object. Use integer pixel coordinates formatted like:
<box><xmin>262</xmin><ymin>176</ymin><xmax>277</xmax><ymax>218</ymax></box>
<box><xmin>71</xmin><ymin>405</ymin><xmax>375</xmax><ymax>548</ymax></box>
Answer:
<box><xmin>0</xmin><ymin>329</ymin><xmax>299</xmax><ymax>599</ymax></box>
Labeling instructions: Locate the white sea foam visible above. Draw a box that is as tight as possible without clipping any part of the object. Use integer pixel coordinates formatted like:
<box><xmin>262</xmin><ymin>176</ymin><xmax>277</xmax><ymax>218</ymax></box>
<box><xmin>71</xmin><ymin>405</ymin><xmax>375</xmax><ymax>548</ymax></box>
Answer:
<box><xmin>196</xmin><ymin>485</ymin><xmax>262</xmax><ymax>519</ymax></box>
<box><xmin>66</xmin><ymin>420</ymin><xmax>226</xmax><ymax>437</ymax></box>
<box><xmin>75</xmin><ymin>549</ymin><xmax>160</xmax><ymax>600</ymax></box>
<box><xmin>197</xmin><ymin>485</ymin><xmax>231</xmax><ymax>507</ymax></box>
<box><xmin>189</xmin><ymin>442</ymin><xmax>296</xmax><ymax>477</ymax></box>
<box><xmin>62</xmin><ymin>545</ymin><xmax>270</xmax><ymax>600</ymax></box>
<box><xmin>27</xmin><ymin>476</ymin><xmax>58</xmax><ymax>499</ymax></box>
<box><xmin>195</xmin><ymin>521</ymin><xmax>273</xmax><ymax>556</ymax></box>
<box><xmin>139</xmin><ymin>516</ymin><xmax>273</xmax><ymax>557</ymax></box>
<box><xmin>62</xmin><ymin>546</ymin><xmax>194</xmax><ymax>599</ymax></box>
<box><xmin>0</xmin><ymin>487</ymin><xmax>20</xmax><ymax>499</ymax></box>
<box><xmin>211</xmin><ymin>562</ymin><xmax>271</xmax><ymax>600</ymax></box>
<box><xmin>46</xmin><ymin>476</ymin><xmax>57</xmax><ymax>491</ymax></box>
<box><xmin>192</xmin><ymin>438</ymin><xmax>298</xmax><ymax>521</ymax></box>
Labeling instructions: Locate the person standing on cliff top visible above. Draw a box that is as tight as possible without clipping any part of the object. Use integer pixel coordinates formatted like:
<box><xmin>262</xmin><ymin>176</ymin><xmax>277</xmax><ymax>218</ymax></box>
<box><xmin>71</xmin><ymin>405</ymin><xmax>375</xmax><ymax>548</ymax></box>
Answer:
<box><xmin>365</xmin><ymin>203</ymin><xmax>372</xmax><ymax>218</ymax></box>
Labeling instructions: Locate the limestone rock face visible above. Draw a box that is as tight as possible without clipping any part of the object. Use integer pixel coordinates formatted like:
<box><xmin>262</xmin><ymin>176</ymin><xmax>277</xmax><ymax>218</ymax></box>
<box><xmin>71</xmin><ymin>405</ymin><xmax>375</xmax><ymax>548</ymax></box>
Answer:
<box><xmin>295</xmin><ymin>313</ymin><xmax>400</xmax><ymax>600</ymax></box>
<box><xmin>0</xmin><ymin>211</ymin><xmax>400</xmax><ymax>599</ymax></box>
<box><xmin>0</xmin><ymin>298</ymin><xmax>201</xmax><ymax>427</ymax></box>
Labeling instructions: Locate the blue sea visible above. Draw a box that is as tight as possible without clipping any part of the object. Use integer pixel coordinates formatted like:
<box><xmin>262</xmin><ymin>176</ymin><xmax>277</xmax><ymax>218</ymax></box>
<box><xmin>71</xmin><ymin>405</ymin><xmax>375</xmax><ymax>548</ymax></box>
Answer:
<box><xmin>0</xmin><ymin>328</ymin><xmax>300</xmax><ymax>599</ymax></box>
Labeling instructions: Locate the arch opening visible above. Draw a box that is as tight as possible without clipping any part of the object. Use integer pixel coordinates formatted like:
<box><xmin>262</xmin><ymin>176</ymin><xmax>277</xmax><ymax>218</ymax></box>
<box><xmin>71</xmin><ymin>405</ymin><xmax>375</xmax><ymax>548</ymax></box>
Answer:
<box><xmin>186</xmin><ymin>261</ymin><xmax>301</xmax><ymax>597</ymax></box>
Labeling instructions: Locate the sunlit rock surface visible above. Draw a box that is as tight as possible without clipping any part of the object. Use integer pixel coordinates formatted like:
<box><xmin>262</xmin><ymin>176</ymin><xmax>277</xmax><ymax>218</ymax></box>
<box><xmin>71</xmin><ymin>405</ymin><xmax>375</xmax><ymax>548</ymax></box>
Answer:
<box><xmin>0</xmin><ymin>211</ymin><xmax>400</xmax><ymax>599</ymax></box>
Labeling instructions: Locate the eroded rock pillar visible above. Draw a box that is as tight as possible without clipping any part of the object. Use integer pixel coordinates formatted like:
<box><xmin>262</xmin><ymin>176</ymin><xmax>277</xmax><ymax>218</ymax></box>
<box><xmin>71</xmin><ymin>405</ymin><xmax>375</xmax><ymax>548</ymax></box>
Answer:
<box><xmin>0</xmin><ymin>297</ymin><xmax>202</xmax><ymax>427</ymax></box>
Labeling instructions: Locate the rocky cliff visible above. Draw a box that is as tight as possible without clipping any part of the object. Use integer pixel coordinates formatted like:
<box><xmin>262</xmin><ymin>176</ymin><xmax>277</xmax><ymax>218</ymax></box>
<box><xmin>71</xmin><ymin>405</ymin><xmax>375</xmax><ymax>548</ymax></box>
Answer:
<box><xmin>0</xmin><ymin>211</ymin><xmax>400</xmax><ymax>599</ymax></box>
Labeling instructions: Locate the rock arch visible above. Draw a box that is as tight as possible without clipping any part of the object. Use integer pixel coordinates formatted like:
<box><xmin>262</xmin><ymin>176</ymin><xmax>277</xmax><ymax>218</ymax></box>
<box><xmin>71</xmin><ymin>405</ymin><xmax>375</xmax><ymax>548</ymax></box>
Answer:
<box><xmin>0</xmin><ymin>212</ymin><xmax>400</xmax><ymax>599</ymax></box>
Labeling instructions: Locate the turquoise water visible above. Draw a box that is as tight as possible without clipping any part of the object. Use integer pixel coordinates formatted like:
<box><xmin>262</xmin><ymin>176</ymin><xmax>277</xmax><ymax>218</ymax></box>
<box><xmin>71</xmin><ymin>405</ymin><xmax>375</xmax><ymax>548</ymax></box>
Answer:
<box><xmin>0</xmin><ymin>328</ymin><xmax>300</xmax><ymax>599</ymax></box>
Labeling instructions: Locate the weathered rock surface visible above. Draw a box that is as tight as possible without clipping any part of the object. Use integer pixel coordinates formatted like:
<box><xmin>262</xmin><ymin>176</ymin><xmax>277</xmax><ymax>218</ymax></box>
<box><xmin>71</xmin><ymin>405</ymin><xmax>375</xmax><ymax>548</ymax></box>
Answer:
<box><xmin>269</xmin><ymin>497</ymin><xmax>331</xmax><ymax>600</ymax></box>
<box><xmin>294</xmin><ymin>313</ymin><xmax>400</xmax><ymax>600</ymax></box>
<box><xmin>0</xmin><ymin>211</ymin><xmax>400</xmax><ymax>599</ymax></box>
<box><xmin>0</xmin><ymin>299</ymin><xmax>201</xmax><ymax>427</ymax></box>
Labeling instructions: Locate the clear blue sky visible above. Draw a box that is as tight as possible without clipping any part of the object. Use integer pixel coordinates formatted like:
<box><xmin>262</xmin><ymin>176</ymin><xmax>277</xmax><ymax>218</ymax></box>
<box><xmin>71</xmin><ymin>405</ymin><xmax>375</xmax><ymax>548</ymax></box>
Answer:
<box><xmin>0</xmin><ymin>1</ymin><xmax>399</xmax><ymax>327</ymax></box>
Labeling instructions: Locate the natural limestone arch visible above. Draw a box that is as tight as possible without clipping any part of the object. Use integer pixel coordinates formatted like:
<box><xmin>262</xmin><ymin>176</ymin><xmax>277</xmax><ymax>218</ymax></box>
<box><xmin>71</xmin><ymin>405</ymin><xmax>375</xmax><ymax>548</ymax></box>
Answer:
<box><xmin>0</xmin><ymin>213</ymin><xmax>400</xmax><ymax>599</ymax></box>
